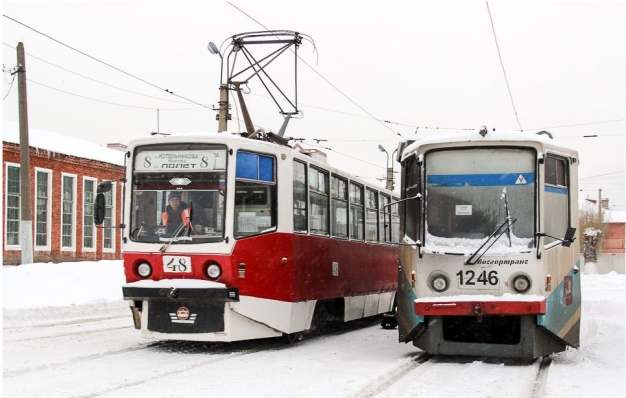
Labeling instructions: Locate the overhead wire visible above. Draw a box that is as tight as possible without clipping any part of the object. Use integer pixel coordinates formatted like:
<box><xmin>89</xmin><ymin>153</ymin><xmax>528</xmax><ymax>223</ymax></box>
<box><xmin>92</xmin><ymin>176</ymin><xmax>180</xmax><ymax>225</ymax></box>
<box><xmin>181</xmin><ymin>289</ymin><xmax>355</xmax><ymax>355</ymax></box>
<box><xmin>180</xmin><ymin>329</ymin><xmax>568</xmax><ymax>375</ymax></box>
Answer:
<box><xmin>27</xmin><ymin>78</ymin><xmax>204</xmax><ymax>110</ymax></box>
<box><xmin>1</xmin><ymin>43</ymin><xmax>196</xmax><ymax>105</ymax></box>
<box><xmin>486</xmin><ymin>2</ymin><xmax>523</xmax><ymax>131</ymax></box>
<box><xmin>2</xmin><ymin>14</ymin><xmax>211</xmax><ymax>110</ymax></box>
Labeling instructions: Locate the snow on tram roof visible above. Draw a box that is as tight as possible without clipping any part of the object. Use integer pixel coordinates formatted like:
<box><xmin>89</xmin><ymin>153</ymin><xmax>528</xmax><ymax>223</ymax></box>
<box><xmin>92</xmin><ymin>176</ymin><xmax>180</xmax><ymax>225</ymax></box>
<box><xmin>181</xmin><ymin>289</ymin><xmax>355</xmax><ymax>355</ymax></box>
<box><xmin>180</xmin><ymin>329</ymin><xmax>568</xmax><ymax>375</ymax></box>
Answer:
<box><xmin>400</xmin><ymin>128</ymin><xmax>577</xmax><ymax>162</ymax></box>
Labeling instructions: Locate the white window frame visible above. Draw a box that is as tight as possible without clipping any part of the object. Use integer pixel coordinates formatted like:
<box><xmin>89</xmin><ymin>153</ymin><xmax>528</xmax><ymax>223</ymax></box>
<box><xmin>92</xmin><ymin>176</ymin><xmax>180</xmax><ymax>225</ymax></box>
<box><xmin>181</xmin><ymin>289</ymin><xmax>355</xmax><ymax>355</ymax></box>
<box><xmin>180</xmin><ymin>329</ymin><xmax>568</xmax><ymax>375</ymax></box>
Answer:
<box><xmin>4</xmin><ymin>162</ymin><xmax>21</xmax><ymax>251</ymax></box>
<box><xmin>34</xmin><ymin>167</ymin><xmax>52</xmax><ymax>251</ymax></box>
<box><xmin>60</xmin><ymin>172</ymin><xmax>77</xmax><ymax>252</ymax></box>
<box><xmin>82</xmin><ymin>176</ymin><xmax>97</xmax><ymax>252</ymax></box>
<box><xmin>103</xmin><ymin>182</ymin><xmax>116</xmax><ymax>253</ymax></box>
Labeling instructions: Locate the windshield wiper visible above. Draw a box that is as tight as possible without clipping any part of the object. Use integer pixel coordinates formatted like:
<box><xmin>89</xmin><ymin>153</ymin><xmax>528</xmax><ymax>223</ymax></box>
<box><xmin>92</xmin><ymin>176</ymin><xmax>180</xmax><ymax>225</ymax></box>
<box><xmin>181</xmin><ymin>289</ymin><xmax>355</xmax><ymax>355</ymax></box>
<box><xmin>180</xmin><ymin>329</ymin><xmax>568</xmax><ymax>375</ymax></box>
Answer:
<box><xmin>464</xmin><ymin>217</ymin><xmax>517</xmax><ymax>265</ymax></box>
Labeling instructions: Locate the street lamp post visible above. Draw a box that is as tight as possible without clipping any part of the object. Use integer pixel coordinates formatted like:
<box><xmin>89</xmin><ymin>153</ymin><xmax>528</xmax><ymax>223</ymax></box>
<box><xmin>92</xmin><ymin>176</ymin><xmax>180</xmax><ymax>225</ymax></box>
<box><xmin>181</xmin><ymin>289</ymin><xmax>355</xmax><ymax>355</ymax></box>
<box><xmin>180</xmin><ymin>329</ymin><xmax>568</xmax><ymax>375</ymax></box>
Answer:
<box><xmin>378</xmin><ymin>145</ymin><xmax>394</xmax><ymax>191</ymax></box>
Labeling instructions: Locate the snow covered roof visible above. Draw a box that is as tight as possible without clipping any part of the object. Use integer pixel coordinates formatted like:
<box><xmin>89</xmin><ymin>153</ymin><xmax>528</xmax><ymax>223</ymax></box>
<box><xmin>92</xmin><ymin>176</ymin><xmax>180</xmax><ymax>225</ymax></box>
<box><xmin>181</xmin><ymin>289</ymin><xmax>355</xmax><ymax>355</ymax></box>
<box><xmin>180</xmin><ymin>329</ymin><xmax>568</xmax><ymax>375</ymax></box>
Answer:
<box><xmin>580</xmin><ymin>198</ymin><xmax>625</xmax><ymax>223</ymax></box>
<box><xmin>2</xmin><ymin>120</ymin><xmax>125</xmax><ymax>166</ymax></box>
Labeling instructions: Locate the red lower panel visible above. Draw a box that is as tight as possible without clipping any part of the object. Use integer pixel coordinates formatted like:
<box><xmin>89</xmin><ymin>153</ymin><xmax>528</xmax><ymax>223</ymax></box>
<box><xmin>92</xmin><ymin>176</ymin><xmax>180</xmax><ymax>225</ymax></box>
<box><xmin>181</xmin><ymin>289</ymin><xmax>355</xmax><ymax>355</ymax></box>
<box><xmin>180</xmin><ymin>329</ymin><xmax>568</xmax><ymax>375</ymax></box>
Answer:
<box><xmin>415</xmin><ymin>299</ymin><xmax>546</xmax><ymax>316</ymax></box>
<box><xmin>124</xmin><ymin>233</ymin><xmax>398</xmax><ymax>304</ymax></box>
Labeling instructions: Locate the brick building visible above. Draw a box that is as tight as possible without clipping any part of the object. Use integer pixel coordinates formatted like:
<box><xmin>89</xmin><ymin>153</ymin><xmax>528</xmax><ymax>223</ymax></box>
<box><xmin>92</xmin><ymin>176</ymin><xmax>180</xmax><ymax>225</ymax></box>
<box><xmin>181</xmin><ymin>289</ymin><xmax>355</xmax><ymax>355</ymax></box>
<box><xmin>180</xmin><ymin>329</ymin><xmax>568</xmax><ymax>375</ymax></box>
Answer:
<box><xmin>2</xmin><ymin>120</ymin><xmax>125</xmax><ymax>265</ymax></box>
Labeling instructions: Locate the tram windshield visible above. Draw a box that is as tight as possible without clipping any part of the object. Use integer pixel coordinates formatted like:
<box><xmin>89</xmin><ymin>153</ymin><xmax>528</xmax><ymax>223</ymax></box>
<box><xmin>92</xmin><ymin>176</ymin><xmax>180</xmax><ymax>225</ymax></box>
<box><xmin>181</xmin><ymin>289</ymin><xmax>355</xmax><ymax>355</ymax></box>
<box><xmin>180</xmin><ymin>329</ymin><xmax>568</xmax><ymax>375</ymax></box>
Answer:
<box><xmin>129</xmin><ymin>144</ymin><xmax>227</xmax><ymax>244</ymax></box>
<box><xmin>424</xmin><ymin>148</ymin><xmax>535</xmax><ymax>254</ymax></box>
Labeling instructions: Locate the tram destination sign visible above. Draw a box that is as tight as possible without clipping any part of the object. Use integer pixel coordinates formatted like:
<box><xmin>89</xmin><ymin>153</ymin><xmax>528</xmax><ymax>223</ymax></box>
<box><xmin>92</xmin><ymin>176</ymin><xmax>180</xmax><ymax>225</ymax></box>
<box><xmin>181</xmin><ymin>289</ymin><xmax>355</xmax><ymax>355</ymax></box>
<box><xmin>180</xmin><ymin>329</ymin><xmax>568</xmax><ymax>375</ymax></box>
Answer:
<box><xmin>135</xmin><ymin>150</ymin><xmax>227</xmax><ymax>172</ymax></box>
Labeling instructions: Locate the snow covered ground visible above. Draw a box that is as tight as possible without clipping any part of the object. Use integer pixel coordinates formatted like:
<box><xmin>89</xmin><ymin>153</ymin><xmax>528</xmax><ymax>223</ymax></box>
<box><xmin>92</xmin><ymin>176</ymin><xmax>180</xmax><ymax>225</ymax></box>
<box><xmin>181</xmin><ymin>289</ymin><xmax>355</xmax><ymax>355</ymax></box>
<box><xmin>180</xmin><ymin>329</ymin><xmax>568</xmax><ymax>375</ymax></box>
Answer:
<box><xmin>2</xmin><ymin>260</ymin><xmax>625</xmax><ymax>397</ymax></box>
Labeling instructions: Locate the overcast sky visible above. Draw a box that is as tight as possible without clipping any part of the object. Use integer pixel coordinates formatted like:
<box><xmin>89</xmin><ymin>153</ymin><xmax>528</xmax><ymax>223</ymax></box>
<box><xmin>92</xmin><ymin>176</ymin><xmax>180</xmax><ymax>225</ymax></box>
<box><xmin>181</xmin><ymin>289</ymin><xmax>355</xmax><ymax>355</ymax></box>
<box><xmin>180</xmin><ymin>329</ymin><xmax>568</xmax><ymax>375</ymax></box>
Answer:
<box><xmin>2</xmin><ymin>1</ymin><xmax>624</xmax><ymax>209</ymax></box>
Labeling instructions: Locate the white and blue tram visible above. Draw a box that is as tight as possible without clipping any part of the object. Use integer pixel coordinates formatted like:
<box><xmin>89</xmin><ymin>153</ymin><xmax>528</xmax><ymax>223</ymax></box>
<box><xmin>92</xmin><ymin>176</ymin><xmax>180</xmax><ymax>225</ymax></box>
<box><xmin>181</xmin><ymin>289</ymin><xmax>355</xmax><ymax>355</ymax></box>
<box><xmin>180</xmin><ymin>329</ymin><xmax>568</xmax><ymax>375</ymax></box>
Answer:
<box><xmin>396</xmin><ymin>127</ymin><xmax>580</xmax><ymax>358</ymax></box>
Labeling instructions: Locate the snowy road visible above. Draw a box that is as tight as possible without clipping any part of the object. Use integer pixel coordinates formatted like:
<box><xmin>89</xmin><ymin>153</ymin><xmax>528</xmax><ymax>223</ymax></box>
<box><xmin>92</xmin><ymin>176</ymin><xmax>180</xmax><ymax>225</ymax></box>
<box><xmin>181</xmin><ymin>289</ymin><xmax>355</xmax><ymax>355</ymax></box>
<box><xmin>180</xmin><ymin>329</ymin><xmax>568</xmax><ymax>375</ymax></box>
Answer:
<box><xmin>3</xmin><ymin>272</ymin><xmax>624</xmax><ymax>398</ymax></box>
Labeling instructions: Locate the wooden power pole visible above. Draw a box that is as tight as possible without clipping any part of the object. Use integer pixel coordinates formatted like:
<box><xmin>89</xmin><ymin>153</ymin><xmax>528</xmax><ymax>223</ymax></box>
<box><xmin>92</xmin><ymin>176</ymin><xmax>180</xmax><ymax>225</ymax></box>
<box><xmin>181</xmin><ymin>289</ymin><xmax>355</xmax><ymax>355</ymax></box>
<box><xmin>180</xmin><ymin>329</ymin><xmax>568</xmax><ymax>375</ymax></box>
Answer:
<box><xmin>17</xmin><ymin>42</ymin><xmax>33</xmax><ymax>264</ymax></box>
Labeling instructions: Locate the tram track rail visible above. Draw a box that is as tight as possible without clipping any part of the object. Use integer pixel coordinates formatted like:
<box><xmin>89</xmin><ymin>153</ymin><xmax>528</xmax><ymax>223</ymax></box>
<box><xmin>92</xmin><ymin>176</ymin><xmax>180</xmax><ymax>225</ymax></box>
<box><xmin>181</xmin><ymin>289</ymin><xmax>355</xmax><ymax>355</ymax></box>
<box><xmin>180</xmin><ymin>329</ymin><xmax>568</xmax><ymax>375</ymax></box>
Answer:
<box><xmin>355</xmin><ymin>352</ymin><xmax>434</xmax><ymax>397</ymax></box>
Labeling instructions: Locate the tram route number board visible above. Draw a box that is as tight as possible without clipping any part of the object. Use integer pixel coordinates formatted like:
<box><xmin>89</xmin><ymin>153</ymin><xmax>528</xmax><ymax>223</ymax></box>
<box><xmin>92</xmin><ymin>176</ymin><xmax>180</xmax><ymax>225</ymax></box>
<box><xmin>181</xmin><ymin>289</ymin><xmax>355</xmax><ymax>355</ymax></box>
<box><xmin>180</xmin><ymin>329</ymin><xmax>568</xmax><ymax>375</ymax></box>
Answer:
<box><xmin>163</xmin><ymin>256</ymin><xmax>193</xmax><ymax>273</ymax></box>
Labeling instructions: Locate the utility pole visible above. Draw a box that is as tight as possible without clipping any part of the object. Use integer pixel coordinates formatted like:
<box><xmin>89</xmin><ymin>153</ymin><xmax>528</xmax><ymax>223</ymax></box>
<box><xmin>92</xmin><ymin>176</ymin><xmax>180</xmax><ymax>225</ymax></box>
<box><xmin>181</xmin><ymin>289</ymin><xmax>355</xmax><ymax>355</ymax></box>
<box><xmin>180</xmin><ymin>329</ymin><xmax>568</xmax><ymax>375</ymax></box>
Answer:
<box><xmin>598</xmin><ymin>188</ymin><xmax>603</xmax><ymax>220</ymax></box>
<box><xmin>17</xmin><ymin>42</ymin><xmax>33</xmax><ymax>265</ymax></box>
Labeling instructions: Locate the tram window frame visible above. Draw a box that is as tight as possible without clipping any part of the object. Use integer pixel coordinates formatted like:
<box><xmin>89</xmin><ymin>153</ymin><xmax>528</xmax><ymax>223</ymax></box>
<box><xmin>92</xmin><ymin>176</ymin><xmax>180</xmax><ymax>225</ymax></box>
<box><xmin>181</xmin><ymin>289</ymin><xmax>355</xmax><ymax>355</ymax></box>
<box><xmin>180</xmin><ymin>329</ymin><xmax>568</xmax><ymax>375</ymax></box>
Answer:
<box><xmin>365</xmin><ymin>187</ymin><xmax>379</xmax><ymax>242</ymax></box>
<box><xmin>309</xmin><ymin>166</ymin><xmax>330</xmax><ymax>236</ymax></box>
<box><xmin>391</xmin><ymin>196</ymin><xmax>400</xmax><ymax>243</ymax></box>
<box><xmin>402</xmin><ymin>155</ymin><xmax>421</xmax><ymax>242</ymax></box>
<box><xmin>331</xmin><ymin>174</ymin><xmax>349</xmax><ymax>239</ymax></box>
<box><xmin>349</xmin><ymin>182</ymin><xmax>365</xmax><ymax>241</ymax></box>
<box><xmin>234</xmin><ymin>151</ymin><xmax>277</xmax><ymax>239</ymax></box>
<box><xmin>545</xmin><ymin>155</ymin><xmax>568</xmax><ymax>187</ymax></box>
<box><xmin>379</xmin><ymin>193</ymin><xmax>392</xmax><ymax>242</ymax></box>
<box><xmin>293</xmin><ymin>160</ymin><xmax>308</xmax><ymax>234</ymax></box>
<box><xmin>544</xmin><ymin>153</ymin><xmax>570</xmax><ymax>247</ymax></box>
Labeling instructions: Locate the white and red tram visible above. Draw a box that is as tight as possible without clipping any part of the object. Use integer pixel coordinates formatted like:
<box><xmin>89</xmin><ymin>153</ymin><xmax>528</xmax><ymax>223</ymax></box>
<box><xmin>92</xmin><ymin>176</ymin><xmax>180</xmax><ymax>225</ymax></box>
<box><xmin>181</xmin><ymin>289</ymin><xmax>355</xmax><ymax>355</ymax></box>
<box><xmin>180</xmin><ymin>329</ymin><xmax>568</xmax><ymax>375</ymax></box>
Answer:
<box><xmin>395</xmin><ymin>128</ymin><xmax>581</xmax><ymax>358</ymax></box>
<box><xmin>98</xmin><ymin>133</ymin><xmax>399</xmax><ymax>342</ymax></box>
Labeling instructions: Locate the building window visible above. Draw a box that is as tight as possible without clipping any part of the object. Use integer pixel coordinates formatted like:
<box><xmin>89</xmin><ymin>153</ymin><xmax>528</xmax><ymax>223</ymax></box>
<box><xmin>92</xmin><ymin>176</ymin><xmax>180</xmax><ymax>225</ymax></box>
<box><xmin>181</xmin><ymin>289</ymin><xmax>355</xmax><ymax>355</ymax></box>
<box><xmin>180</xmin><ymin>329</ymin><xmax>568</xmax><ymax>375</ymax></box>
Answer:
<box><xmin>83</xmin><ymin>178</ymin><xmax>96</xmax><ymax>250</ymax></box>
<box><xmin>61</xmin><ymin>174</ymin><xmax>76</xmax><ymax>249</ymax></box>
<box><xmin>103</xmin><ymin>186</ymin><xmax>114</xmax><ymax>250</ymax></box>
<box><xmin>35</xmin><ymin>169</ymin><xmax>51</xmax><ymax>249</ymax></box>
<box><xmin>5</xmin><ymin>164</ymin><xmax>20</xmax><ymax>247</ymax></box>
<box><xmin>293</xmin><ymin>160</ymin><xmax>308</xmax><ymax>233</ymax></box>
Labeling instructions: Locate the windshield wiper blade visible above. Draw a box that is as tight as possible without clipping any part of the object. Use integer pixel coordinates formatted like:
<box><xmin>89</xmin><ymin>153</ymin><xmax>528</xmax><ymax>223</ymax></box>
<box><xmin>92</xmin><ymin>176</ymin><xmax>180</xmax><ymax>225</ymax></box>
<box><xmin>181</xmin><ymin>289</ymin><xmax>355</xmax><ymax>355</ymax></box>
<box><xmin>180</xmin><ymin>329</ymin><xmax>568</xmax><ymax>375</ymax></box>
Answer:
<box><xmin>159</xmin><ymin>209</ymin><xmax>194</xmax><ymax>253</ymax></box>
<box><xmin>464</xmin><ymin>217</ymin><xmax>517</xmax><ymax>265</ymax></box>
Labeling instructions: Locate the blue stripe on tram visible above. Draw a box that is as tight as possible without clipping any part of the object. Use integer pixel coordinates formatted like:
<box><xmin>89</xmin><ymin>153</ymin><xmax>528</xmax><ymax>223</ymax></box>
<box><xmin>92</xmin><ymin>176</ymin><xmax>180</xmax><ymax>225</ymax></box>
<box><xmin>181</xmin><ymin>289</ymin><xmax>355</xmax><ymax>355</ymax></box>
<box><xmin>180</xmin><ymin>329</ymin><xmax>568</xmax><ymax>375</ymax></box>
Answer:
<box><xmin>545</xmin><ymin>185</ymin><xmax>568</xmax><ymax>195</ymax></box>
<box><xmin>426</xmin><ymin>173</ymin><xmax>535</xmax><ymax>187</ymax></box>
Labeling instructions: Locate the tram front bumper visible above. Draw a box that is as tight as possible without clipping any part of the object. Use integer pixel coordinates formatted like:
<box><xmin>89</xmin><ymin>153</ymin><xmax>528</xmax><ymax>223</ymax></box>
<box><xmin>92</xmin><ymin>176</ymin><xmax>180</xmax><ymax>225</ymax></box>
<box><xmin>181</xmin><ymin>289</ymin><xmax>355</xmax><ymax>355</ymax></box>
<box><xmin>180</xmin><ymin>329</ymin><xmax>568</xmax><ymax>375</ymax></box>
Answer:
<box><xmin>415</xmin><ymin>297</ymin><xmax>546</xmax><ymax>317</ymax></box>
<box><xmin>122</xmin><ymin>282</ymin><xmax>239</xmax><ymax>334</ymax></box>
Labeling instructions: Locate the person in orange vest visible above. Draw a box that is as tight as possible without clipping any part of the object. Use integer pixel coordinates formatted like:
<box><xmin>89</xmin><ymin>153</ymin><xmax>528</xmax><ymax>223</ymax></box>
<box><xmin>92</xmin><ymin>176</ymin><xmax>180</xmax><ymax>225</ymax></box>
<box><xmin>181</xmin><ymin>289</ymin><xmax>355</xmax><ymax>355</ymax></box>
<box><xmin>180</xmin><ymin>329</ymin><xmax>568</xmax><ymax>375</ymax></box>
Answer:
<box><xmin>161</xmin><ymin>191</ymin><xmax>191</xmax><ymax>234</ymax></box>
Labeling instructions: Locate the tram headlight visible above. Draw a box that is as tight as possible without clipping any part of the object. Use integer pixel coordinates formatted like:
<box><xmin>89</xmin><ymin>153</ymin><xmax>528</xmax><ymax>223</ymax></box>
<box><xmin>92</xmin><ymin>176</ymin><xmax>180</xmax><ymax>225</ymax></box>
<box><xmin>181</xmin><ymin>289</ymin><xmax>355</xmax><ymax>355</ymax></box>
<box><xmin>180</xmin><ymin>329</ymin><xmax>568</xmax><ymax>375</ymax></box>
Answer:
<box><xmin>427</xmin><ymin>271</ymin><xmax>450</xmax><ymax>293</ymax></box>
<box><xmin>137</xmin><ymin>262</ymin><xmax>152</xmax><ymax>278</ymax></box>
<box><xmin>206</xmin><ymin>262</ymin><xmax>222</xmax><ymax>280</ymax></box>
<box><xmin>512</xmin><ymin>274</ymin><xmax>531</xmax><ymax>293</ymax></box>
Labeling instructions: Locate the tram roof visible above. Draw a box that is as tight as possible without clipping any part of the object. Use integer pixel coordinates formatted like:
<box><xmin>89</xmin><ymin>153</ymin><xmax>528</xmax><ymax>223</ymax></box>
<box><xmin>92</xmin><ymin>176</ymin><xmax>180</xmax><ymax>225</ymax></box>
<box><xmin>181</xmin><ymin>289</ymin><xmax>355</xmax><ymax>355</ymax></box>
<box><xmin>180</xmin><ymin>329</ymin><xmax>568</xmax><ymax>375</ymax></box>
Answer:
<box><xmin>400</xmin><ymin>128</ymin><xmax>578</xmax><ymax>163</ymax></box>
<box><xmin>127</xmin><ymin>130</ymin><xmax>396</xmax><ymax>195</ymax></box>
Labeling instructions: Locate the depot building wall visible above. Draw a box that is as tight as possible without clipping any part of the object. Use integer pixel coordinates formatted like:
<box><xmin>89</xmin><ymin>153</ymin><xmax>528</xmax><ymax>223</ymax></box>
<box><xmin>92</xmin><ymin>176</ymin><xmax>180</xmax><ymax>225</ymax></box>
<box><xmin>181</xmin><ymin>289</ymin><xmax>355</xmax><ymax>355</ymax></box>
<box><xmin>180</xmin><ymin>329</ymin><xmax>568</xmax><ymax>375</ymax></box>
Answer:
<box><xmin>3</xmin><ymin>142</ymin><xmax>124</xmax><ymax>265</ymax></box>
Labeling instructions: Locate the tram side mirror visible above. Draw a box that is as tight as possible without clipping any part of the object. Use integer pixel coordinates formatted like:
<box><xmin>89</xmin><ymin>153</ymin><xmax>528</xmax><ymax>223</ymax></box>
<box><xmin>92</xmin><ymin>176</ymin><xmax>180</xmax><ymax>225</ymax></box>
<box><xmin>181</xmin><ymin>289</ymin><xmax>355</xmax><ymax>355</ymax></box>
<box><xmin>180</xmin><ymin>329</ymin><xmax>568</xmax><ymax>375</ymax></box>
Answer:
<box><xmin>562</xmin><ymin>227</ymin><xmax>577</xmax><ymax>247</ymax></box>
<box><xmin>94</xmin><ymin>181</ymin><xmax>112</xmax><ymax>225</ymax></box>
<box><xmin>94</xmin><ymin>194</ymin><xmax>106</xmax><ymax>225</ymax></box>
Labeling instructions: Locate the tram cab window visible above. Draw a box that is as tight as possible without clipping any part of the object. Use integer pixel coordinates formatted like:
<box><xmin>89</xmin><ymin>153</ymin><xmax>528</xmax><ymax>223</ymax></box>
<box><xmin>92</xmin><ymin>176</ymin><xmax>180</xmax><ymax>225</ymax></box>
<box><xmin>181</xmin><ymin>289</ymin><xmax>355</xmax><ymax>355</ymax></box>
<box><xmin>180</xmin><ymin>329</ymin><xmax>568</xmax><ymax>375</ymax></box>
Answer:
<box><xmin>331</xmin><ymin>175</ymin><xmax>348</xmax><ymax>238</ymax></box>
<box><xmin>349</xmin><ymin>182</ymin><xmax>365</xmax><ymax>240</ymax></box>
<box><xmin>293</xmin><ymin>160</ymin><xmax>308</xmax><ymax>233</ymax></box>
<box><xmin>544</xmin><ymin>154</ymin><xmax>569</xmax><ymax>246</ymax></box>
<box><xmin>309</xmin><ymin>167</ymin><xmax>329</xmax><ymax>236</ymax></box>
<box><xmin>234</xmin><ymin>152</ymin><xmax>277</xmax><ymax>238</ymax></box>
<box><xmin>129</xmin><ymin>143</ymin><xmax>227</xmax><ymax>244</ymax></box>
<box><xmin>424</xmin><ymin>148</ymin><xmax>535</xmax><ymax>254</ymax></box>
<box><xmin>403</xmin><ymin>156</ymin><xmax>421</xmax><ymax>242</ymax></box>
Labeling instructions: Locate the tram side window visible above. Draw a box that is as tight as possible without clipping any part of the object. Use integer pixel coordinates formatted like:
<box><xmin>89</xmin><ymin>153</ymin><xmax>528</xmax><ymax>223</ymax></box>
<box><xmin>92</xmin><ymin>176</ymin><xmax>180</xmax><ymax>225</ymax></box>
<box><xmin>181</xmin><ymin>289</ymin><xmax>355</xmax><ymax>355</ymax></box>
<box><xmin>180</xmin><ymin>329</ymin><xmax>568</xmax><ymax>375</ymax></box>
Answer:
<box><xmin>309</xmin><ymin>167</ymin><xmax>329</xmax><ymax>235</ymax></box>
<box><xmin>365</xmin><ymin>188</ymin><xmax>379</xmax><ymax>242</ymax></box>
<box><xmin>293</xmin><ymin>160</ymin><xmax>308</xmax><ymax>233</ymax></box>
<box><xmin>349</xmin><ymin>182</ymin><xmax>364</xmax><ymax>240</ymax></box>
<box><xmin>331</xmin><ymin>175</ymin><xmax>348</xmax><ymax>238</ymax></box>
<box><xmin>544</xmin><ymin>154</ymin><xmax>569</xmax><ymax>246</ymax></box>
<box><xmin>379</xmin><ymin>194</ymin><xmax>391</xmax><ymax>242</ymax></box>
<box><xmin>391</xmin><ymin>197</ymin><xmax>400</xmax><ymax>243</ymax></box>
<box><xmin>234</xmin><ymin>152</ymin><xmax>277</xmax><ymax>238</ymax></box>
<box><xmin>403</xmin><ymin>156</ymin><xmax>421</xmax><ymax>242</ymax></box>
